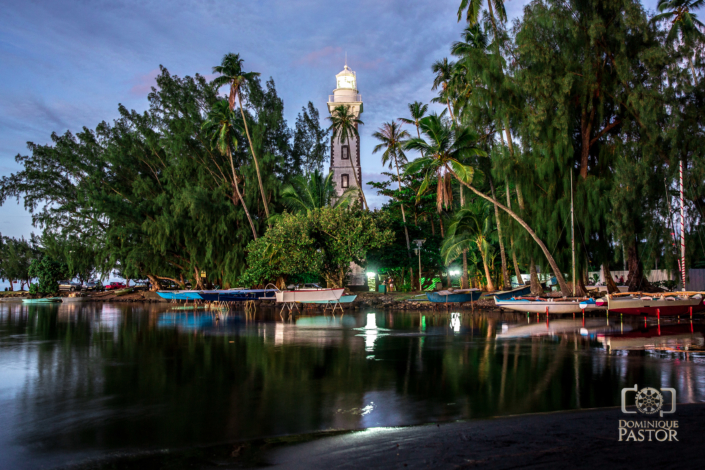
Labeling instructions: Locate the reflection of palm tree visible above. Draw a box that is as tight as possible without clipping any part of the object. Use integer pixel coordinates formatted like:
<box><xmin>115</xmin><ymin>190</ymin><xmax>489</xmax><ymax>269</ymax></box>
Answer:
<box><xmin>372</xmin><ymin>121</ymin><xmax>412</xmax><ymax>253</ymax></box>
<box><xmin>652</xmin><ymin>0</ymin><xmax>704</xmax><ymax>80</ymax></box>
<box><xmin>280</xmin><ymin>169</ymin><xmax>356</xmax><ymax>214</ymax></box>
<box><xmin>202</xmin><ymin>100</ymin><xmax>257</xmax><ymax>239</ymax></box>
<box><xmin>212</xmin><ymin>53</ymin><xmax>271</xmax><ymax>222</ymax></box>
<box><xmin>327</xmin><ymin>105</ymin><xmax>368</xmax><ymax>210</ymax></box>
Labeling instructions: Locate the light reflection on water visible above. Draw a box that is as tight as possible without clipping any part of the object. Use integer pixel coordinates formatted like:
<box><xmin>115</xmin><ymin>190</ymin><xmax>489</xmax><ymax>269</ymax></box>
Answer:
<box><xmin>0</xmin><ymin>301</ymin><xmax>704</xmax><ymax>468</ymax></box>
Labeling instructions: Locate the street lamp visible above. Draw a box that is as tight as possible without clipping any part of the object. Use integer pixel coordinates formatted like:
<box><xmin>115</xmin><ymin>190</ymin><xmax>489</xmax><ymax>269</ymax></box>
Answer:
<box><xmin>413</xmin><ymin>239</ymin><xmax>425</xmax><ymax>291</ymax></box>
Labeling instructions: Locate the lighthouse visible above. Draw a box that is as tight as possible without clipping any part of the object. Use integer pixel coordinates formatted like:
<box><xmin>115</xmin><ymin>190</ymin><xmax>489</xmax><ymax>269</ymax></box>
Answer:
<box><xmin>327</xmin><ymin>63</ymin><xmax>363</xmax><ymax>198</ymax></box>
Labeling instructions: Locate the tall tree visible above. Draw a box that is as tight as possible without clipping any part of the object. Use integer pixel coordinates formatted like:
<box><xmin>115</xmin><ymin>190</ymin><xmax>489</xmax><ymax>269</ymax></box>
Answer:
<box><xmin>327</xmin><ymin>105</ymin><xmax>369</xmax><ymax>210</ymax></box>
<box><xmin>291</xmin><ymin>102</ymin><xmax>330</xmax><ymax>175</ymax></box>
<box><xmin>404</xmin><ymin>114</ymin><xmax>571</xmax><ymax>295</ymax></box>
<box><xmin>212</xmin><ymin>53</ymin><xmax>271</xmax><ymax>222</ymax></box>
<box><xmin>399</xmin><ymin>102</ymin><xmax>429</xmax><ymax>138</ymax></box>
<box><xmin>372</xmin><ymin>121</ymin><xmax>412</xmax><ymax>253</ymax></box>
<box><xmin>652</xmin><ymin>0</ymin><xmax>704</xmax><ymax>80</ymax></box>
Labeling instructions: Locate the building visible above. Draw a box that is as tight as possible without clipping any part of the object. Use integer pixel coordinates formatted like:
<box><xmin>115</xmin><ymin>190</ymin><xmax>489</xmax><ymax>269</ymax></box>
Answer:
<box><xmin>327</xmin><ymin>62</ymin><xmax>366</xmax><ymax>288</ymax></box>
<box><xmin>327</xmin><ymin>63</ymin><xmax>362</xmax><ymax>199</ymax></box>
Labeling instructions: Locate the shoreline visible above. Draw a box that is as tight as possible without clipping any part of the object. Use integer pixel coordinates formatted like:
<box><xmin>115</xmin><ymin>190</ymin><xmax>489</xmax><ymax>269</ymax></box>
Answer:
<box><xmin>61</xmin><ymin>403</ymin><xmax>705</xmax><ymax>469</ymax></box>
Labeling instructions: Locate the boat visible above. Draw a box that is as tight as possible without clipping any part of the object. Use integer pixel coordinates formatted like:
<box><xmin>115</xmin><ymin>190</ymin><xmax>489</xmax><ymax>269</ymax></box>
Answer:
<box><xmin>494</xmin><ymin>296</ymin><xmax>605</xmax><ymax>314</ymax></box>
<box><xmin>156</xmin><ymin>290</ymin><xmax>203</xmax><ymax>301</ymax></box>
<box><xmin>113</xmin><ymin>287</ymin><xmax>135</xmax><ymax>296</ymax></box>
<box><xmin>489</xmin><ymin>285</ymin><xmax>531</xmax><ymax>300</ymax></box>
<box><xmin>275</xmin><ymin>288</ymin><xmax>345</xmax><ymax>303</ymax></box>
<box><xmin>22</xmin><ymin>297</ymin><xmax>62</xmax><ymax>303</ymax></box>
<box><xmin>301</xmin><ymin>295</ymin><xmax>357</xmax><ymax>304</ymax></box>
<box><xmin>427</xmin><ymin>289</ymin><xmax>482</xmax><ymax>303</ymax></box>
<box><xmin>595</xmin><ymin>292</ymin><xmax>705</xmax><ymax>317</ymax></box>
<box><xmin>198</xmin><ymin>289</ymin><xmax>277</xmax><ymax>302</ymax></box>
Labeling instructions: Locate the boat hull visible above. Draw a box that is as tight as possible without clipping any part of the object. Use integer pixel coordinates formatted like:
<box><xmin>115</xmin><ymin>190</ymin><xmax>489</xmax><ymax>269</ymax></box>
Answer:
<box><xmin>276</xmin><ymin>288</ymin><xmax>345</xmax><ymax>303</ymax></box>
<box><xmin>427</xmin><ymin>291</ymin><xmax>482</xmax><ymax>303</ymax></box>
<box><xmin>157</xmin><ymin>291</ymin><xmax>203</xmax><ymax>301</ymax></box>
<box><xmin>198</xmin><ymin>289</ymin><xmax>277</xmax><ymax>302</ymax></box>
<box><xmin>491</xmin><ymin>285</ymin><xmax>532</xmax><ymax>300</ymax></box>
<box><xmin>606</xmin><ymin>296</ymin><xmax>705</xmax><ymax>316</ymax></box>
<box><xmin>301</xmin><ymin>295</ymin><xmax>357</xmax><ymax>304</ymax></box>
<box><xmin>494</xmin><ymin>297</ymin><xmax>604</xmax><ymax>314</ymax></box>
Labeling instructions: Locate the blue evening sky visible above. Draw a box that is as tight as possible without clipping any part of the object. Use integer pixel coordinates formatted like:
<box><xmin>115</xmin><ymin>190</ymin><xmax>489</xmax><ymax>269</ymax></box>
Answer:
<box><xmin>0</xmin><ymin>0</ymin><xmax>667</xmax><ymax>242</ymax></box>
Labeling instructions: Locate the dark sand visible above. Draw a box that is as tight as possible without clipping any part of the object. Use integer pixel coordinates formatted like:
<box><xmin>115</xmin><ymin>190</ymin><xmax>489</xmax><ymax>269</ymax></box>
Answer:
<box><xmin>68</xmin><ymin>404</ymin><xmax>705</xmax><ymax>469</ymax></box>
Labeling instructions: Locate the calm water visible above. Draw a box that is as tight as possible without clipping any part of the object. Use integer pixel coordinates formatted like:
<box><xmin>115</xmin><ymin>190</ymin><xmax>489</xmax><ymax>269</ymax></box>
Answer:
<box><xmin>1</xmin><ymin>301</ymin><xmax>704</xmax><ymax>469</ymax></box>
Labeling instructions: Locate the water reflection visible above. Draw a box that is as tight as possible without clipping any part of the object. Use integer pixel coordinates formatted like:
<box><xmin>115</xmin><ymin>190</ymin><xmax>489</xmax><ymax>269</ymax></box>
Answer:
<box><xmin>0</xmin><ymin>301</ymin><xmax>704</xmax><ymax>469</ymax></box>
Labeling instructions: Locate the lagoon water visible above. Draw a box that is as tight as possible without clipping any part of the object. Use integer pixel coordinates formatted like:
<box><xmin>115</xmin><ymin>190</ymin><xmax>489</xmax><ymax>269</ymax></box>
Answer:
<box><xmin>1</xmin><ymin>301</ymin><xmax>704</xmax><ymax>469</ymax></box>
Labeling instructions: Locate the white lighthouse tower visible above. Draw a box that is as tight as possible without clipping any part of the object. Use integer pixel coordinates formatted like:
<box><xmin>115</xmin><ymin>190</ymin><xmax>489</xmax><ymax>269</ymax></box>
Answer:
<box><xmin>327</xmin><ymin>63</ymin><xmax>363</xmax><ymax>199</ymax></box>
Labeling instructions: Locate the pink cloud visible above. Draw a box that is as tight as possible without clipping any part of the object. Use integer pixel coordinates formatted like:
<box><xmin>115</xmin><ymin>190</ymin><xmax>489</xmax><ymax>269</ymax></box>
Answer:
<box><xmin>129</xmin><ymin>68</ymin><xmax>160</xmax><ymax>96</ymax></box>
<box><xmin>296</xmin><ymin>46</ymin><xmax>343</xmax><ymax>66</ymax></box>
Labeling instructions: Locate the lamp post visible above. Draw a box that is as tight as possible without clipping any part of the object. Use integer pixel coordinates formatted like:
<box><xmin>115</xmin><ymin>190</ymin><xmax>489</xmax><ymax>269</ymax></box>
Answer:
<box><xmin>413</xmin><ymin>239</ymin><xmax>425</xmax><ymax>291</ymax></box>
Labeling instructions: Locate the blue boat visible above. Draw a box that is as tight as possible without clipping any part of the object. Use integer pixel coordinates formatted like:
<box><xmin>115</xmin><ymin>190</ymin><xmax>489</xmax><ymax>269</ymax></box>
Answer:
<box><xmin>198</xmin><ymin>289</ymin><xmax>277</xmax><ymax>302</ymax></box>
<box><xmin>491</xmin><ymin>285</ymin><xmax>532</xmax><ymax>300</ymax></box>
<box><xmin>427</xmin><ymin>289</ymin><xmax>482</xmax><ymax>303</ymax></box>
<box><xmin>156</xmin><ymin>291</ymin><xmax>203</xmax><ymax>301</ymax></box>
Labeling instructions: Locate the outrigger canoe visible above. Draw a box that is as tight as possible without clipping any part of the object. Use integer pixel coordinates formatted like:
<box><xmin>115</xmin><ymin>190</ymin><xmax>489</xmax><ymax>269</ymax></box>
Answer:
<box><xmin>276</xmin><ymin>288</ymin><xmax>344</xmax><ymax>303</ymax></box>
<box><xmin>198</xmin><ymin>289</ymin><xmax>277</xmax><ymax>302</ymax></box>
<box><xmin>301</xmin><ymin>295</ymin><xmax>357</xmax><ymax>304</ymax></box>
<box><xmin>594</xmin><ymin>292</ymin><xmax>705</xmax><ymax>317</ymax></box>
<box><xmin>494</xmin><ymin>296</ymin><xmax>605</xmax><ymax>314</ymax></box>
<box><xmin>157</xmin><ymin>290</ymin><xmax>203</xmax><ymax>301</ymax></box>
<box><xmin>489</xmin><ymin>285</ymin><xmax>532</xmax><ymax>300</ymax></box>
<box><xmin>427</xmin><ymin>289</ymin><xmax>482</xmax><ymax>303</ymax></box>
<box><xmin>22</xmin><ymin>297</ymin><xmax>62</xmax><ymax>304</ymax></box>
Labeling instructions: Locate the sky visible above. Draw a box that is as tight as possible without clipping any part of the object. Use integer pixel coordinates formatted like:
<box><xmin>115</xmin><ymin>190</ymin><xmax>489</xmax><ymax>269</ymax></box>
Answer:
<box><xmin>0</xmin><ymin>0</ymin><xmax>668</xmax><ymax>243</ymax></box>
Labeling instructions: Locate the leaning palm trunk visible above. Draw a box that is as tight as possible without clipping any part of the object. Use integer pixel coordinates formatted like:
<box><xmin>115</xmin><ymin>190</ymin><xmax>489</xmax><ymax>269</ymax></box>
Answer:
<box><xmin>228</xmin><ymin>148</ymin><xmax>257</xmax><ymax>239</ymax></box>
<box><xmin>490</xmin><ymin>178</ymin><xmax>511</xmax><ymax>289</ymax></box>
<box><xmin>238</xmin><ymin>94</ymin><xmax>271</xmax><ymax>225</ymax></box>
<box><xmin>462</xmin><ymin>248</ymin><xmax>469</xmax><ymax>289</ymax></box>
<box><xmin>448</xmin><ymin>166</ymin><xmax>570</xmax><ymax>296</ymax></box>
<box><xmin>506</xmin><ymin>181</ymin><xmax>523</xmax><ymax>284</ymax></box>
<box><xmin>529</xmin><ymin>257</ymin><xmax>542</xmax><ymax>295</ymax></box>
<box><xmin>478</xmin><ymin>240</ymin><xmax>495</xmax><ymax>292</ymax></box>
<box><xmin>393</xmin><ymin>156</ymin><xmax>411</xmax><ymax>253</ymax></box>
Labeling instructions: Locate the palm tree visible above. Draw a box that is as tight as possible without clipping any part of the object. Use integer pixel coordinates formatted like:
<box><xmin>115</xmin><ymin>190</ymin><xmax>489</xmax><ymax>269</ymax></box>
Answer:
<box><xmin>202</xmin><ymin>100</ymin><xmax>258</xmax><ymax>239</ymax></box>
<box><xmin>280</xmin><ymin>169</ymin><xmax>356</xmax><ymax>214</ymax></box>
<box><xmin>327</xmin><ymin>105</ymin><xmax>369</xmax><ymax>210</ymax></box>
<box><xmin>442</xmin><ymin>201</ymin><xmax>496</xmax><ymax>291</ymax></box>
<box><xmin>652</xmin><ymin>0</ymin><xmax>704</xmax><ymax>80</ymax></box>
<box><xmin>431</xmin><ymin>58</ymin><xmax>456</xmax><ymax>121</ymax></box>
<box><xmin>399</xmin><ymin>102</ymin><xmax>429</xmax><ymax>138</ymax></box>
<box><xmin>372</xmin><ymin>121</ymin><xmax>412</xmax><ymax>253</ymax></box>
<box><xmin>457</xmin><ymin>0</ymin><xmax>507</xmax><ymax>34</ymax></box>
<box><xmin>404</xmin><ymin>114</ymin><xmax>571</xmax><ymax>296</ymax></box>
<box><xmin>212</xmin><ymin>53</ymin><xmax>271</xmax><ymax>222</ymax></box>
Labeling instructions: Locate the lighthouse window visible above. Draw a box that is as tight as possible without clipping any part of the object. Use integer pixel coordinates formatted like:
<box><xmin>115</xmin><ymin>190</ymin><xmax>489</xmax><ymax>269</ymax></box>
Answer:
<box><xmin>341</xmin><ymin>145</ymin><xmax>349</xmax><ymax>159</ymax></box>
<box><xmin>341</xmin><ymin>174</ymin><xmax>349</xmax><ymax>188</ymax></box>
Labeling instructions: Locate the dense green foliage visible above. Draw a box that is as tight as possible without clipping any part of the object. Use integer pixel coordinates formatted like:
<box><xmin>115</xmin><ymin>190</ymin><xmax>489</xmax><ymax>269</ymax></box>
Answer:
<box><xmin>28</xmin><ymin>256</ymin><xmax>67</xmax><ymax>294</ymax></box>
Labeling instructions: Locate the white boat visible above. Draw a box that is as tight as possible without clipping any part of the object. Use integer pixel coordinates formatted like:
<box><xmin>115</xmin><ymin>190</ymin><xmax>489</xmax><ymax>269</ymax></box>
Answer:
<box><xmin>275</xmin><ymin>288</ymin><xmax>345</xmax><ymax>303</ymax></box>
<box><xmin>494</xmin><ymin>296</ymin><xmax>605</xmax><ymax>314</ymax></box>
<box><xmin>300</xmin><ymin>295</ymin><xmax>357</xmax><ymax>304</ymax></box>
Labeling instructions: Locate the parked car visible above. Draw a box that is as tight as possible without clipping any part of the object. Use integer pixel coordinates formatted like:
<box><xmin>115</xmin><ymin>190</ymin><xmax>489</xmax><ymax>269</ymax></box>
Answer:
<box><xmin>133</xmin><ymin>280</ymin><xmax>150</xmax><ymax>290</ymax></box>
<box><xmin>105</xmin><ymin>282</ymin><xmax>127</xmax><ymax>291</ymax></box>
<box><xmin>58</xmin><ymin>280</ymin><xmax>82</xmax><ymax>292</ymax></box>
<box><xmin>159</xmin><ymin>280</ymin><xmax>178</xmax><ymax>290</ymax></box>
<box><xmin>83</xmin><ymin>280</ymin><xmax>103</xmax><ymax>291</ymax></box>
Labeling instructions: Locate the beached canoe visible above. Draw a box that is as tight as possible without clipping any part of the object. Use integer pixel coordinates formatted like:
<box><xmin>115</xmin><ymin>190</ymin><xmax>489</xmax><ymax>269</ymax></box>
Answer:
<box><xmin>156</xmin><ymin>290</ymin><xmax>203</xmax><ymax>301</ymax></box>
<box><xmin>427</xmin><ymin>289</ymin><xmax>482</xmax><ymax>303</ymax></box>
<box><xmin>593</xmin><ymin>292</ymin><xmax>705</xmax><ymax>317</ymax></box>
<box><xmin>494</xmin><ymin>296</ymin><xmax>605</xmax><ymax>314</ymax></box>
<box><xmin>490</xmin><ymin>285</ymin><xmax>532</xmax><ymax>300</ymax></box>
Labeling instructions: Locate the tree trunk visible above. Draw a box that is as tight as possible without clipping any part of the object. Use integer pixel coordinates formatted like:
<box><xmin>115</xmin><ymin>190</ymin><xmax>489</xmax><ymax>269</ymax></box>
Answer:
<box><xmin>7</xmin><ymin>280</ymin><xmax>13</xmax><ymax>292</ymax></box>
<box><xmin>506</xmin><ymin>180</ymin><xmax>523</xmax><ymax>285</ymax></box>
<box><xmin>430</xmin><ymin>215</ymin><xmax>435</xmax><ymax>236</ymax></box>
<box><xmin>626</xmin><ymin>238</ymin><xmax>653</xmax><ymax>292</ymax></box>
<box><xmin>410</xmin><ymin>267</ymin><xmax>415</xmax><ymax>291</ymax></box>
<box><xmin>238</xmin><ymin>94</ymin><xmax>271</xmax><ymax>224</ymax></box>
<box><xmin>529</xmin><ymin>257</ymin><xmax>542</xmax><ymax>295</ymax></box>
<box><xmin>146</xmin><ymin>274</ymin><xmax>160</xmax><ymax>292</ymax></box>
<box><xmin>481</xmin><ymin>250</ymin><xmax>495</xmax><ymax>292</ymax></box>
<box><xmin>439</xmin><ymin>214</ymin><xmax>445</xmax><ymax>238</ymax></box>
<box><xmin>490</xmin><ymin>178</ymin><xmax>511</xmax><ymax>289</ymax></box>
<box><xmin>394</xmin><ymin>155</ymin><xmax>411</xmax><ymax>255</ymax></box>
<box><xmin>194</xmin><ymin>267</ymin><xmax>204</xmax><ymax>290</ymax></box>
<box><xmin>450</xmin><ymin>167</ymin><xmax>571</xmax><ymax>296</ymax></box>
<box><xmin>602</xmin><ymin>262</ymin><xmax>619</xmax><ymax>294</ymax></box>
<box><xmin>462</xmin><ymin>249</ymin><xmax>469</xmax><ymax>289</ymax></box>
<box><xmin>226</xmin><ymin>148</ymin><xmax>258</xmax><ymax>239</ymax></box>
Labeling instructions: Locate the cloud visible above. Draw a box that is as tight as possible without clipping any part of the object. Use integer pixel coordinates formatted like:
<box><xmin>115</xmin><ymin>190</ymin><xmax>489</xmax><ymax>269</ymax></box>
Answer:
<box><xmin>296</xmin><ymin>46</ymin><xmax>343</xmax><ymax>66</ymax></box>
<box><xmin>129</xmin><ymin>68</ymin><xmax>161</xmax><ymax>96</ymax></box>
